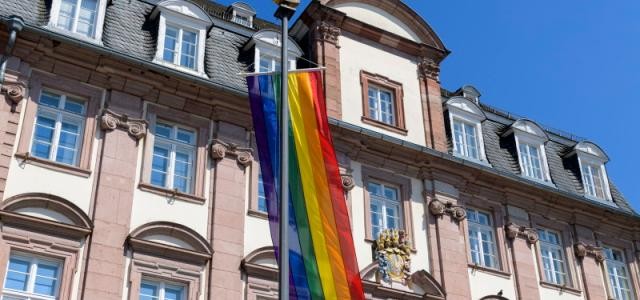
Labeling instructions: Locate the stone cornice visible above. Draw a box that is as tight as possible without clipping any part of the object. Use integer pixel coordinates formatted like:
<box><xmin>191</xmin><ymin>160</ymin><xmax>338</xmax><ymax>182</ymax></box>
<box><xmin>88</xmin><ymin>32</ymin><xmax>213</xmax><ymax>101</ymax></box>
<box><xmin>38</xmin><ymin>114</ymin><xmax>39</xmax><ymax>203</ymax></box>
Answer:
<box><xmin>99</xmin><ymin>109</ymin><xmax>148</xmax><ymax>140</ymax></box>
<box><xmin>505</xmin><ymin>222</ymin><xmax>539</xmax><ymax>244</ymax></box>
<box><xmin>209</xmin><ymin>139</ymin><xmax>253</xmax><ymax>167</ymax></box>
<box><xmin>313</xmin><ymin>21</ymin><xmax>341</xmax><ymax>47</ymax></box>
<box><xmin>574</xmin><ymin>242</ymin><xmax>605</xmax><ymax>263</ymax></box>
<box><xmin>428</xmin><ymin>199</ymin><xmax>466</xmax><ymax>222</ymax></box>
<box><xmin>418</xmin><ymin>58</ymin><xmax>440</xmax><ymax>82</ymax></box>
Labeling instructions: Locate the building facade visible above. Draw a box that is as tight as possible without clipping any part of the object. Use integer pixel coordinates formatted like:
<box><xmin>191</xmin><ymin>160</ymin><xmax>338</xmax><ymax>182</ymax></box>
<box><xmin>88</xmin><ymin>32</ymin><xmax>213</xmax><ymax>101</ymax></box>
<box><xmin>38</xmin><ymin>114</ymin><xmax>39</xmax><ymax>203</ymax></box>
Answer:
<box><xmin>0</xmin><ymin>0</ymin><xmax>638</xmax><ymax>299</ymax></box>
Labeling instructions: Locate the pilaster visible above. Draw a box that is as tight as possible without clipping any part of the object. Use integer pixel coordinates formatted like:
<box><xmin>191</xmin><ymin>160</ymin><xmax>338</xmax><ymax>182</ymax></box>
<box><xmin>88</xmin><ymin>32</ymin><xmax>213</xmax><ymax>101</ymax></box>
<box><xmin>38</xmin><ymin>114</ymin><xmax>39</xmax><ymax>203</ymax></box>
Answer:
<box><xmin>418</xmin><ymin>58</ymin><xmax>447</xmax><ymax>152</ymax></box>
<box><xmin>505</xmin><ymin>206</ymin><xmax>541</xmax><ymax>300</ymax></box>
<box><xmin>312</xmin><ymin>21</ymin><xmax>342</xmax><ymax>119</ymax></box>
<box><xmin>0</xmin><ymin>69</ymin><xmax>27</xmax><ymax>200</ymax></box>
<box><xmin>574</xmin><ymin>224</ymin><xmax>607</xmax><ymax>300</ymax></box>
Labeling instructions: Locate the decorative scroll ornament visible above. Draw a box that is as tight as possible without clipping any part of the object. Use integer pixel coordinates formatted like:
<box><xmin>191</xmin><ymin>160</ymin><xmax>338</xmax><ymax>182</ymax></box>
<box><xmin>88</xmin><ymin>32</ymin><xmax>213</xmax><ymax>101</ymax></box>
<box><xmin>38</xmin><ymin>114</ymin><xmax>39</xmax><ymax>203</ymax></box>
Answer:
<box><xmin>505</xmin><ymin>222</ymin><xmax>539</xmax><ymax>244</ymax></box>
<box><xmin>574</xmin><ymin>242</ymin><xmax>605</xmax><ymax>263</ymax></box>
<box><xmin>341</xmin><ymin>174</ymin><xmax>355</xmax><ymax>192</ymax></box>
<box><xmin>418</xmin><ymin>58</ymin><xmax>440</xmax><ymax>82</ymax></box>
<box><xmin>428</xmin><ymin>199</ymin><xmax>467</xmax><ymax>222</ymax></box>
<box><xmin>99</xmin><ymin>109</ymin><xmax>147</xmax><ymax>140</ymax></box>
<box><xmin>314</xmin><ymin>22</ymin><xmax>341</xmax><ymax>47</ymax></box>
<box><xmin>1</xmin><ymin>82</ymin><xmax>26</xmax><ymax>104</ymax></box>
<box><xmin>209</xmin><ymin>139</ymin><xmax>253</xmax><ymax>167</ymax></box>
<box><xmin>373</xmin><ymin>229</ymin><xmax>412</xmax><ymax>287</ymax></box>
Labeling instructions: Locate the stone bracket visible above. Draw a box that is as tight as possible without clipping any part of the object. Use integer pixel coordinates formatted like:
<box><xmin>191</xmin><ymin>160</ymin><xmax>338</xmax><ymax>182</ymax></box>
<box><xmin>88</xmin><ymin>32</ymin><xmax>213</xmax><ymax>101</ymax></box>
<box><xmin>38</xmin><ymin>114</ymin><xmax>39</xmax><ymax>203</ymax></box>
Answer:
<box><xmin>574</xmin><ymin>242</ymin><xmax>605</xmax><ymax>263</ymax></box>
<box><xmin>1</xmin><ymin>80</ymin><xmax>27</xmax><ymax>105</ymax></box>
<box><xmin>505</xmin><ymin>222</ymin><xmax>539</xmax><ymax>244</ymax></box>
<box><xmin>99</xmin><ymin>109</ymin><xmax>148</xmax><ymax>140</ymax></box>
<box><xmin>428</xmin><ymin>199</ymin><xmax>466</xmax><ymax>222</ymax></box>
<box><xmin>314</xmin><ymin>21</ymin><xmax>341</xmax><ymax>47</ymax></box>
<box><xmin>341</xmin><ymin>174</ymin><xmax>355</xmax><ymax>192</ymax></box>
<box><xmin>418</xmin><ymin>57</ymin><xmax>440</xmax><ymax>82</ymax></box>
<box><xmin>210</xmin><ymin>139</ymin><xmax>253</xmax><ymax>167</ymax></box>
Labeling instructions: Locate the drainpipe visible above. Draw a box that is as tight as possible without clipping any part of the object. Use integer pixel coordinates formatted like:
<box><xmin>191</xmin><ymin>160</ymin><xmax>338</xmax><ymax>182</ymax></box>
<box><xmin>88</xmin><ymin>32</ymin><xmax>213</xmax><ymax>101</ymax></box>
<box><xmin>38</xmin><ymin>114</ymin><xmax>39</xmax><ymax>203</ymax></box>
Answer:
<box><xmin>0</xmin><ymin>15</ymin><xmax>25</xmax><ymax>87</ymax></box>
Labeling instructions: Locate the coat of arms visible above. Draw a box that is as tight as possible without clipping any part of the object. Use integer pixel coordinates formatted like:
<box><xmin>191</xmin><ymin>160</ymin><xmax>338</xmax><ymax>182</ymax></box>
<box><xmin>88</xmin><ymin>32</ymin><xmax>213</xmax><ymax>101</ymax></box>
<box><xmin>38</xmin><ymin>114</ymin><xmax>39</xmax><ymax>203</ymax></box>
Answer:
<box><xmin>373</xmin><ymin>229</ymin><xmax>412</xmax><ymax>287</ymax></box>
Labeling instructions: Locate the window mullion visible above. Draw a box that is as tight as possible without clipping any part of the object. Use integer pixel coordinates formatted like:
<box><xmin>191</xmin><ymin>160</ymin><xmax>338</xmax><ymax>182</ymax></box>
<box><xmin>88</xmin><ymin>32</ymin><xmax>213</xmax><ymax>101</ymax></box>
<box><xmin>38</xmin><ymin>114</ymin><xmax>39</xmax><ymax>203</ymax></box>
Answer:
<box><xmin>176</xmin><ymin>28</ymin><xmax>183</xmax><ymax>65</ymax></box>
<box><xmin>72</xmin><ymin>0</ymin><xmax>82</xmax><ymax>33</ymax></box>
<box><xmin>50</xmin><ymin>112</ymin><xmax>64</xmax><ymax>161</ymax></box>
<box><xmin>168</xmin><ymin>144</ymin><xmax>176</xmax><ymax>189</ymax></box>
<box><xmin>27</xmin><ymin>258</ymin><xmax>37</xmax><ymax>294</ymax></box>
<box><xmin>461</xmin><ymin>123</ymin><xmax>469</xmax><ymax>157</ymax></box>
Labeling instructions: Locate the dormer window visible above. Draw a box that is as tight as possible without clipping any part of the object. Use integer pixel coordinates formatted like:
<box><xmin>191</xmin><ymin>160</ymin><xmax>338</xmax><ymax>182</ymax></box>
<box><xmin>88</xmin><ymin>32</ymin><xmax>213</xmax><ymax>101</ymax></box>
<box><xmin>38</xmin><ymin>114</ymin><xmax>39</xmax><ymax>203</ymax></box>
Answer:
<box><xmin>244</xmin><ymin>30</ymin><xmax>302</xmax><ymax>73</ymax></box>
<box><xmin>571</xmin><ymin>141</ymin><xmax>612</xmax><ymax>201</ymax></box>
<box><xmin>49</xmin><ymin>0</ymin><xmax>108</xmax><ymax>40</ymax></box>
<box><xmin>151</xmin><ymin>0</ymin><xmax>213</xmax><ymax>76</ymax></box>
<box><xmin>505</xmin><ymin>119</ymin><xmax>552</xmax><ymax>184</ymax></box>
<box><xmin>229</xmin><ymin>2</ymin><xmax>256</xmax><ymax>28</ymax></box>
<box><xmin>445</xmin><ymin>97</ymin><xmax>489</xmax><ymax>164</ymax></box>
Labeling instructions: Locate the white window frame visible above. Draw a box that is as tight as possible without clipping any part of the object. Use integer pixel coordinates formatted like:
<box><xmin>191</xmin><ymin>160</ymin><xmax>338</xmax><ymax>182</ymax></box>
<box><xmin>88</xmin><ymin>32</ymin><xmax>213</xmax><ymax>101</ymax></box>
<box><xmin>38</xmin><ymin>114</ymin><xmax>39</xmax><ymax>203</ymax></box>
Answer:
<box><xmin>48</xmin><ymin>0</ymin><xmax>108</xmax><ymax>42</ymax></box>
<box><xmin>2</xmin><ymin>252</ymin><xmax>63</xmax><ymax>300</ymax></box>
<box><xmin>254</xmin><ymin>45</ymin><xmax>297</xmax><ymax>73</ymax></box>
<box><xmin>367</xmin><ymin>181</ymin><xmax>403</xmax><ymax>239</ymax></box>
<box><xmin>445</xmin><ymin>97</ymin><xmax>489</xmax><ymax>165</ymax></box>
<box><xmin>367</xmin><ymin>84</ymin><xmax>396</xmax><ymax>126</ymax></box>
<box><xmin>232</xmin><ymin>11</ymin><xmax>253</xmax><ymax>28</ymax></box>
<box><xmin>151</xmin><ymin>120</ymin><xmax>197</xmax><ymax>194</ymax></box>
<box><xmin>537</xmin><ymin>228</ymin><xmax>568</xmax><ymax>285</ymax></box>
<box><xmin>603</xmin><ymin>247</ymin><xmax>635</xmax><ymax>300</ymax></box>
<box><xmin>577</xmin><ymin>153</ymin><xmax>612</xmax><ymax>201</ymax></box>
<box><xmin>514</xmin><ymin>133</ymin><xmax>552</xmax><ymax>183</ymax></box>
<box><xmin>30</xmin><ymin>90</ymin><xmax>86</xmax><ymax>167</ymax></box>
<box><xmin>140</xmin><ymin>279</ymin><xmax>187</xmax><ymax>300</ymax></box>
<box><xmin>154</xmin><ymin>6</ymin><xmax>209</xmax><ymax>77</ymax></box>
<box><xmin>466</xmin><ymin>208</ymin><xmax>499</xmax><ymax>269</ymax></box>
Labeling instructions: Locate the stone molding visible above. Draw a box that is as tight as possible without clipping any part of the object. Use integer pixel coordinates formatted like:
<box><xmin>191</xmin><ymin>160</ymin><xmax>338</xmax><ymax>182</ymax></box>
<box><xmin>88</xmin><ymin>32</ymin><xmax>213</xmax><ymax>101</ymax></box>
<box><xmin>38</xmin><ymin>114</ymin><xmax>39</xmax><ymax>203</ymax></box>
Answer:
<box><xmin>99</xmin><ymin>109</ymin><xmax>147</xmax><ymax>140</ymax></box>
<box><xmin>418</xmin><ymin>58</ymin><xmax>440</xmax><ymax>82</ymax></box>
<box><xmin>209</xmin><ymin>138</ymin><xmax>253</xmax><ymax>166</ymax></box>
<box><xmin>1</xmin><ymin>81</ymin><xmax>26</xmax><ymax>104</ymax></box>
<box><xmin>428</xmin><ymin>199</ymin><xmax>466</xmax><ymax>222</ymax></box>
<box><xmin>314</xmin><ymin>22</ymin><xmax>341</xmax><ymax>47</ymax></box>
<box><xmin>574</xmin><ymin>242</ymin><xmax>605</xmax><ymax>262</ymax></box>
<box><xmin>341</xmin><ymin>174</ymin><xmax>355</xmax><ymax>191</ymax></box>
<box><xmin>505</xmin><ymin>222</ymin><xmax>539</xmax><ymax>244</ymax></box>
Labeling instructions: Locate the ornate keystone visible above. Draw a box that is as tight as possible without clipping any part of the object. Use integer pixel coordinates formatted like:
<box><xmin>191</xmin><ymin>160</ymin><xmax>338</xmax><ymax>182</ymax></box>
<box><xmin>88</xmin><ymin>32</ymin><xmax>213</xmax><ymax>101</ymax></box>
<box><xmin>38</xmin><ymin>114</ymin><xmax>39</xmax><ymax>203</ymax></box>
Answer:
<box><xmin>1</xmin><ymin>82</ymin><xmax>26</xmax><ymax>104</ymax></box>
<box><xmin>428</xmin><ymin>199</ymin><xmax>466</xmax><ymax>222</ymax></box>
<box><xmin>99</xmin><ymin>109</ymin><xmax>147</xmax><ymax>140</ymax></box>
<box><xmin>314</xmin><ymin>22</ymin><xmax>341</xmax><ymax>47</ymax></box>
<box><xmin>373</xmin><ymin>229</ymin><xmax>412</xmax><ymax>287</ymax></box>
<box><xmin>418</xmin><ymin>58</ymin><xmax>440</xmax><ymax>82</ymax></box>
<box><xmin>209</xmin><ymin>139</ymin><xmax>253</xmax><ymax>167</ymax></box>
<box><xmin>574</xmin><ymin>242</ymin><xmax>605</xmax><ymax>263</ymax></box>
<box><xmin>341</xmin><ymin>174</ymin><xmax>355</xmax><ymax>192</ymax></box>
<box><xmin>505</xmin><ymin>222</ymin><xmax>539</xmax><ymax>244</ymax></box>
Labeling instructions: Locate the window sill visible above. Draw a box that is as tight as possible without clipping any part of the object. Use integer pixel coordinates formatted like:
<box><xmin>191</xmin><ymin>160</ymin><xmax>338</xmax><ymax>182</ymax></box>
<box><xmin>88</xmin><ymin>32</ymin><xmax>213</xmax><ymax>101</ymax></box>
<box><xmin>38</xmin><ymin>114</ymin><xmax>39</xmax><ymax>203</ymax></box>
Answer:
<box><xmin>44</xmin><ymin>25</ymin><xmax>104</xmax><ymax>46</ymax></box>
<box><xmin>248</xmin><ymin>209</ymin><xmax>268</xmax><ymax>220</ymax></box>
<box><xmin>14</xmin><ymin>153</ymin><xmax>91</xmax><ymax>178</ymax></box>
<box><xmin>468</xmin><ymin>264</ymin><xmax>511</xmax><ymax>278</ymax></box>
<box><xmin>138</xmin><ymin>183</ymin><xmax>206</xmax><ymax>204</ymax></box>
<box><xmin>520</xmin><ymin>175</ymin><xmax>556</xmax><ymax>188</ymax></box>
<box><xmin>452</xmin><ymin>153</ymin><xmax>492</xmax><ymax>168</ymax></box>
<box><xmin>361</xmin><ymin>116</ymin><xmax>408</xmax><ymax>136</ymax></box>
<box><xmin>540</xmin><ymin>281</ymin><xmax>582</xmax><ymax>295</ymax></box>
<box><xmin>152</xmin><ymin>59</ymin><xmax>208</xmax><ymax>79</ymax></box>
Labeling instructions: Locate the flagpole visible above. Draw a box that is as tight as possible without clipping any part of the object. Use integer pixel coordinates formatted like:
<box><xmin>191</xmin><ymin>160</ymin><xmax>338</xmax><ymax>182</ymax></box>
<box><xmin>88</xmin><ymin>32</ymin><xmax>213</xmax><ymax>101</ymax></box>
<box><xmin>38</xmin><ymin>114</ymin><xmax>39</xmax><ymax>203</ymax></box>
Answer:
<box><xmin>274</xmin><ymin>1</ymin><xmax>298</xmax><ymax>299</ymax></box>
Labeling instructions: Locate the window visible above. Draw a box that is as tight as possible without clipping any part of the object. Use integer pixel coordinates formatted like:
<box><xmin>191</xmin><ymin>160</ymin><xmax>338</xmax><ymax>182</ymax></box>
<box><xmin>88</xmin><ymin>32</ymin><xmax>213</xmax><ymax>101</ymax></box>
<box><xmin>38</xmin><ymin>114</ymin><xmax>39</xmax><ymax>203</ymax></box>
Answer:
<box><xmin>161</xmin><ymin>25</ymin><xmax>198</xmax><ymax>70</ymax></box>
<box><xmin>232</xmin><ymin>14</ymin><xmax>252</xmax><ymax>27</ymax></box>
<box><xmin>367</xmin><ymin>182</ymin><xmax>401</xmax><ymax>239</ymax></box>
<box><xmin>50</xmin><ymin>0</ymin><xmax>107</xmax><ymax>40</ymax></box>
<box><xmin>248</xmin><ymin>30</ymin><xmax>301</xmax><ymax>75</ymax></box>
<box><xmin>518</xmin><ymin>142</ymin><xmax>544</xmax><ymax>180</ymax></box>
<box><xmin>368</xmin><ymin>85</ymin><xmax>395</xmax><ymax>126</ymax></box>
<box><xmin>140</xmin><ymin>279</ymin><xmax>186</xmax><ymax>300</ymax></box>
<box><xmin>467</xmin><ymin>208</ymin><xmax>498</xmax><ymax>269</ymax></box>
<box><xmin>229</xmin><ymin>2</ymin><xmax>255</xmax><ymax>28</ymax></box>
<box><xmin>257</xmin><ymin>170</ymin><xmax>267</xmax><ymax>213</ymax></box>
<box><xmin>604</xmin><ymin>247</ymin><xmax>634</xmax><ymax>300</ymax></box>
<box><xmin>581</xmin><ymin>163</ymin><xmax>606</xmax><ymax>199</ymax></box>
<box><xmin>30</xmin><ymin>91</ymin><xmax>85</xmax><ymax>166</ymax></box>
<box><xmin>537</xmin><ymin>229</ymin><xmax>568</xmax><ymax>285</ymax></box>
<box><xmin>360</xmin><ymin>71</ymin><xmax>406</xmax><ymax>134</ymax></box>
<box><xmin>453</xmin><ymin>119</ymin><xmax>480</xmax><ymax>160</ymax></box>
<box><xmin>3</xmin><ymin>253</ymin><xmax>62</xmax><ymax>299</ymax></box>
<box><xmin>151</xmin><ymin>121</ymin><xmax>196</xmax><ymax>194</ymax></box>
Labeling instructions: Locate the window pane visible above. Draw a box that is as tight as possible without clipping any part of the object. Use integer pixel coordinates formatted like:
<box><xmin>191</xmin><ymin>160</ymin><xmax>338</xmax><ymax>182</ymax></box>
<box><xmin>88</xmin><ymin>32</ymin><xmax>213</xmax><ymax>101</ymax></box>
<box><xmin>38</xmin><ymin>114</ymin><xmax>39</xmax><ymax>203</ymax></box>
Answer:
<box><xmin>40</xmin><ymin>92</ymin><xmax>61</xmax><ymax>108</ymax></box>
<box><xmin>163</xmin><ymin>27</ymin><xmax>178</xmax><ymax>63</ymax></box>
<box><xmin>164</xmin><ymin>286</ymin><xmax>183</xmax><ymax>300</ymax></box>
<box><xmin>76</xmin><ymin>0</ymin><xmax>98</xmax><ymax>37</ymax></box>
<box><xmin>180</xmin><ymin>30</ymin><xmax>197</xmax><ymax>69</ymax></box>
<box><xmin>257</xmin><ymin>170</ymin><xmax>267</xmax><ymax>212</ymax></box>
<box><xmin>64</xmin><ymin>98</ymin><xmax>86</xmax><ymax>115</ymax></box>
<box><xmin>453</xmin><ymin>121</ymin><xmax>465</xmax><ymax>156</ymax></box>
<box><xmin>367</xmin><ymin>182</ymin><xmax>381</xmax><ymax>197</ymax></box>
<box><xmin>4</xmin><ymin>258</ymin><xmax>30</xmax><ymax>291</ymax></box>
<box><xmin>139</xmin><ymin>282</ymin><xmax>159</xmax><ymax>300</ymax></box>
<box><xmin>176</xmin><ymin>129</ymin><xmax>195</xmax><ymax>144</ymax></box>
<box><xmin>55</xmin><ymin>147</ymin><xmax>77</xmax><ymax>165</ymax></box>
<box><xmin>57</xmin><ymin>0</ymin><xmax>77</xmax><ymax>31</ymax></box>
<box><xmin>59</xmin><ymin>121</ymin><xmax>80</xmax><ymax>148</ymax></box>
<box><xmin>174</xmin><ymin>152</ymin><xmax>191</xmax><ymax>177</ymax></box>
<box><xmin>33</xmin><ymin>276</ymin><xmax>57</xmax><ymax>296</ymax></box>
<box><xmin>259</xmin><ymin>57</ymin><xmax>273</xmax><ymax>72</ymax></box>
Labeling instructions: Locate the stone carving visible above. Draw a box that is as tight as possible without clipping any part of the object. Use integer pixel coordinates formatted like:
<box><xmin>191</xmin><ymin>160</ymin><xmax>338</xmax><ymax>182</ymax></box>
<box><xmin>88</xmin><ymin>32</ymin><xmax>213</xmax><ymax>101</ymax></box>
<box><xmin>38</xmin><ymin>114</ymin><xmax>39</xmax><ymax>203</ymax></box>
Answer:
<box><xmin>428</xmin><ymin>199</ymin><xmax>467</xmax><ymax>222</ymax></box>
<box><xmin>341</xmin><ymin>174</ymin><xmax>355</xmax><ymax>192</ymax></box>
<box><xmin>418</xmin><ymin>58</ymin><xmax>440</xmax><ymax>82</ymax></box>
<box><xmin>373</xmin><ymin>229</ymin><xmax>412</xmax><ymax>287</ymax></box>
<box><xmin>315</xmin><ymin>22</ymin><xmax>341</xmax><ymax>46</ymax></box>
<box><xmin>505</xmin><ymin>222</ymin><xmax>539</xmax><ymax>244</ymax></box>
<box><xmin>1</xmin><ymin>82</ymin><xmax>26</xmax><ymax>104</ymax></box>
<box><xmin>99</xmin><ymin>109</ymin><xmax>147</xmax><ymax>140</ymax></box>
<box><xmin>209</xmin><ymin>139</ymin><xmax>253</xmax><ymax>166</ymax></box>
<box><xmin>574</xmin><ymin>242</ymin><xmax>605</xmax><ymax>263</ymax></box>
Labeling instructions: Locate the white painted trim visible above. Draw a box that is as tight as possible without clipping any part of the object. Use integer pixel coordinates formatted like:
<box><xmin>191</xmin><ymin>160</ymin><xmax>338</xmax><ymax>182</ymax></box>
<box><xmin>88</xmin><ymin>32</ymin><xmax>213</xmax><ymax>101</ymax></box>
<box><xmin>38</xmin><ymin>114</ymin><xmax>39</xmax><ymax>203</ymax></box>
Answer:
<box><xmin>48</xmin><ymin>0</ymin><xmax>108</xmax><ymax>42</ymax></box>
<box><xmin>577</xmin><ymin>154</ymin><xmax>613</xmax><ymax>201</ymax></box>
<box><xmin>447</xmin><ymin>104</ymin><xmax>490</xmax><ymax>166</ymax></box>
<box><xmin>514</xmin><ymin>133</ymin><xmax>553</xmax><ymax>185</ymax></box>
<box><xmin>153</xmin><ymin>12</ymin><xmax>209</xmax><ymax>77</ymax></box>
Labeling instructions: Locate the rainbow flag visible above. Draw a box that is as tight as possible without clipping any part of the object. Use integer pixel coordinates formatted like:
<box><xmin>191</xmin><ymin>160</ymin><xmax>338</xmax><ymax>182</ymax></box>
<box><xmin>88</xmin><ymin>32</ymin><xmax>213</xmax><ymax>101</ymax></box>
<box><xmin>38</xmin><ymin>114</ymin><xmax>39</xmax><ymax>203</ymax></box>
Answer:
<box><xmin>247</xmin><ymin>71</ymin><xmax>364</xmax><ymax>300</ymax></box>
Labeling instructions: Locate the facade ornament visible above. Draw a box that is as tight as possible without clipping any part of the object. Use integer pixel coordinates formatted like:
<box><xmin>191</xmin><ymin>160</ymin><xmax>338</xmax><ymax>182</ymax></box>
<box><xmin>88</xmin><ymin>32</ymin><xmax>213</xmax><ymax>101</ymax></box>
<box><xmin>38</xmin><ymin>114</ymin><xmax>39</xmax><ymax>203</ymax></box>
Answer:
<box><xmin>209</xmin><ymin>139</ymin><xmax>253</xmax><ymax>167</ymax></box>
<box><xmin>574</xmin><ymin>242</ymin><xmax>605</xmax><ymax>263</ymax></box>
<box><xmin>99</xmin><ymin>109</ymin><xmax>147</xmax><ymax>140</ymax></box>
<box><xmin>341</xmin><ymin>174</ymin><xmax>355</xmax><ymax>192</ymax></box>
<box><xmin>314</xmin><ymin>22</ymin><xmax>341</xmax><ymax>47</ymax></box>
<box><xmin>505</xmin><ymin>222</ymin><xmax>539</xmax><ymax>244</ymax></box>
<box><xmin>373</xmin><ymin>229</ymin><xmax>412</xmax><ymax>287</ymax></box>
<box><xmin>1</xmin><ymin>82</ymin><xmax>26</xmax><ymax>104</ymax></box>
<box><xmin>418</xmin><ymin>58</ymin><xmax>440</xmax><ymax>82</ymax></box>
<box><xmin>428</xmin><ymin>199</ymin><xmax>467</xmax><ymax>222</ymax></box>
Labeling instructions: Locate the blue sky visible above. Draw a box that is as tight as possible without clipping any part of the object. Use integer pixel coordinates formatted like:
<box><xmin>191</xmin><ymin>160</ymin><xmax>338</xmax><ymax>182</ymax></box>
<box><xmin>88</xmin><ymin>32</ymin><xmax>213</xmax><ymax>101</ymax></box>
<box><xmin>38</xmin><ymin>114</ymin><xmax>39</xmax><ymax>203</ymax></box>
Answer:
<box><xmin>224</xmin><ymin>0</ymin><xmax>640</xmax><ymax>210</ymax></box>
